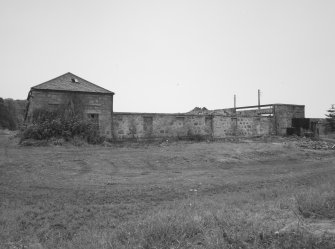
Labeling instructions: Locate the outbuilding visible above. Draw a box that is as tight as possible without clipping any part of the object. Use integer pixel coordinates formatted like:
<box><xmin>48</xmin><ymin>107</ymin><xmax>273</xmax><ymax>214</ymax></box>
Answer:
<box><xmin>25</xmin><ymin>72</ymin><xmax>114</xmax><ymax>137</ymax></box>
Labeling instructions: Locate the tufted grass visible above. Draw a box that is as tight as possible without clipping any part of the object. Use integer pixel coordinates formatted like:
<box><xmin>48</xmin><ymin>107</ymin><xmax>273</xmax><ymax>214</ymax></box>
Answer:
<box><xmin>2</xmin><ymin>135</ymin><xmax>335</xmax><ymax>248</ymax></box>
<box><xmin>295</xmin><ymin>183</ymin><xmax>335</xmax><ymax>219</ymax></box>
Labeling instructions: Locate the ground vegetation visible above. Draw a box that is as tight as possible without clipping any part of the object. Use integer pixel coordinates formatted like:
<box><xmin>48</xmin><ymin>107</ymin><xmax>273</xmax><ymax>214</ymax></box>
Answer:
<box><xmin>1</xmin><ymin>135</ymin><xmax>335</xmax><ymax>248</ymax></box>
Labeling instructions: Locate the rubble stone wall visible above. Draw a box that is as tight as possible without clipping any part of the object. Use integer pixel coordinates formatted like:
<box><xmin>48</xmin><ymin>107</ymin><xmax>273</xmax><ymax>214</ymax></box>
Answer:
<box><xmin>26</xmin><ymin>90</ymin><xmax>113</xmax><ymax>137</ymax></box>
<box><xmin>212</xmin><ymin>104</ymin><xmax>305</xmax><ymax>136</ymax></box>
<box><xmin>273</xmin><ymin>105</ymin><xmax>305</xmax><ymax>135</ymax></box>
<box><xmin>112</xmin><ymin>113</ymin><xmax>274</xmax><ymax>140</ymax></box>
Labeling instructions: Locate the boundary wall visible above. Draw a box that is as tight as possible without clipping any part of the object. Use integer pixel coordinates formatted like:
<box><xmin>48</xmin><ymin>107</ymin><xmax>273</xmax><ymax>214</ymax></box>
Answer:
<box><xmin>112</xmin><ymin>112</ymin><xmax>274</xmax><ymax>140</ymax></box>
<box><xmin>214</xmin><ymin>104</ymin><xmax>305</xmax><ymax>136</ymax></box>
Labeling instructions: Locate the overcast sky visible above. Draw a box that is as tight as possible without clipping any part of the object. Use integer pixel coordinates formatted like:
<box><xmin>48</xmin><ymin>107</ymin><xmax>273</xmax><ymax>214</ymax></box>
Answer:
<box><xmin>1</xmin><ymin>0</ymin><xmax>334</xmax><ymax>117</ymax></box>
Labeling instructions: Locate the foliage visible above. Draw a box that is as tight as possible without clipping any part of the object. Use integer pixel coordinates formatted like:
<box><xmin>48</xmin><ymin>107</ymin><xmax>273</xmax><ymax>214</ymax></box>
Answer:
<box><xmin>186</xmin><ymin>129</ymin><xmax>206</xmax><ymax>141</ymax></box>
<box><xmin>21</xmin><ymin>106</ymin><xmax>103</xmax><ymax>144</ymax></box>
<box><xmin>0</xmin><ymin>97</ymin><xmax>27</xmax><ymax>130</ymax></box>
<box><xmin>325</xmin><ymin>105</ymin><xmax>335</xmax><ymax>132</ymax></box>
<box><xmin>0</xmin><ymin>97</ymin><xmax>16</xmax><ymax>130</ymax></box>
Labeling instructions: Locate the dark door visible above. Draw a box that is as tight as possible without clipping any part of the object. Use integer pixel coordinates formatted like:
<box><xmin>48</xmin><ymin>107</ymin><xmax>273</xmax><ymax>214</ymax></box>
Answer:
<box><xmin>143</xmin><ymin>117</ymin><xmax>153</xmax><ymax>137</ymax></box>
<box><xmin>205</xmin><ymin>117</ymin><xmax>213</xmax><ymax>136</ymax></box>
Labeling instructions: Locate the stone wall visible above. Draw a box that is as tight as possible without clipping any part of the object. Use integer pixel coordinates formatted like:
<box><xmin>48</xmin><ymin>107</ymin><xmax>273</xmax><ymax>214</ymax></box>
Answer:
<box><xmin>112</xmin><ymin>112</ymin><xmax>274</xmax><ymax>140</ymax></box>
<box><xmin>212</xmin><ymin>116</ymin><xmax>274</xmax><ymax>138</ymax></box>
<box><xmin>26</xmin><ymin>90</ymin><xmax>113</xmax><ymax>137</ymax></box>
<box><xmin>25</xmin><ymin>92</ymin><xmax>303</xmax><ymax>140</ymax></box>
<box><xmin>273</xmin><ymin>104</ymin><xmax>305</xmax><ymax>135</ymax></box>
<box><xmin>291</xmin><ymin>118</ymin><xmax>328</xmax><ymax>136</ymax></box>
<box><xmin>214</xmin><ymin>104</ymin><xmax>305</xmax><ymax>136</ymax></box>
<box><xmin>112</xmin><ymin>113</ymin><xmax>212</xmax><ymax>140</ymax></box>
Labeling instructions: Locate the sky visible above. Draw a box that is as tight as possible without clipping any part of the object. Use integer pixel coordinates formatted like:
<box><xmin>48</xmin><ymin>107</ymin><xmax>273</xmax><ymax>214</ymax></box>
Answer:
<box><xmin>0</xmin><ymin>0</ymin><xmax>334</xmax><ymax>118</ymax></box>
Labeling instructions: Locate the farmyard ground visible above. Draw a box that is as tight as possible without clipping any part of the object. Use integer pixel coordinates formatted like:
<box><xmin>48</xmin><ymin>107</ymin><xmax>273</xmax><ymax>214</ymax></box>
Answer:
<box><xmin>1</xmin><ymin>133</ymin><xmax>335</xmax><ymax>248</ymax></box>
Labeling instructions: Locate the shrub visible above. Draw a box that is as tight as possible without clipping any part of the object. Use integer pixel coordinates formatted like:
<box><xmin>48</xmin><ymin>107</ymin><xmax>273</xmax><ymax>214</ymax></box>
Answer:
<box><xmin>0</xmin><ymin>97</ymin><xmax>16</xmax><ymax>130</ymax></box>
<box><xmin>186</xmin><ymin>130</ymin><xmax>206</xmax><ymax>141</ymax></box>
<box><xmin>325</xmin><ymin>105</ymin><xmax>335</xmax><ymax>132</ymax></box>
<box><xmin>20</xmin><ymin>109</ymin><xmax>103</xmax><ymax>144</ymax></box>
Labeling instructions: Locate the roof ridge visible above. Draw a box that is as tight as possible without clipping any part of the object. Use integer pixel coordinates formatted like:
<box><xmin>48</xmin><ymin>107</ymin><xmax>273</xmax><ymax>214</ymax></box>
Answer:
<box><xmin>67</xmin><ymin>72</ymin><xmax>114</xmax><ymax>94</ymax></box>
<box><xmin>30</xmin><ymin>72</ymin><xmax>114</xmax><ymax>94</ymax></box>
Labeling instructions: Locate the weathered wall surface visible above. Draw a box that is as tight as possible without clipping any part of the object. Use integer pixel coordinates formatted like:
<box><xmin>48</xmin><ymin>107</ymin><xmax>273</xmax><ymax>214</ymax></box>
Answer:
<box><xmin>26</xmin><ymin>90</ymin><xmax>113</xmax><ymax>137</ymax></box>
<box><xmin>112</xmin><ymin>113</ymin><xmax>274</xmax><ymax>140</ymax></box>
<box><xmin>274</xmin><ymin>105</ymin><xmax>305</xmax><ymax>135</ymax></box>
<box><xmin>213</xmin><ymin>116</ymin><xmax>274</xmax><ymax>138</ymax></box>
<box><xmin>291</xmin><ymin>118</ymin><xmax>328</xmax><ymax>136</ymax></box>
<box><xmin>213</xmin><ymin>104</ymin><xmax>304</xmax><ymax>136</ymax></box>
<box><xmin>112</xmin><ymin>113</ymin><xmax>212</xmax><ymax>140</ymax></box>
<box><xmin>25</xmin><ymin>92</ymin><xmax>303</xmax><ymax>140</ymax></box>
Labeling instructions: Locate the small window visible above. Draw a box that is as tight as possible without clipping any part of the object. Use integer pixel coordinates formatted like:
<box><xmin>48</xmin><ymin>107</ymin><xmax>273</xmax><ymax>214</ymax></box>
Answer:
<box><xmin>71</xmin><ymin>78</ymin><xmax>79</xmax><ymax>83</ymax></box>
<box><xmin>88</xmin><ymin>113</ymin><xmax>99</xmax><ymax>120</ymax></box>
<box><xmin>89</xmin><ymin>114</ymin><xmax>97</xmax><ymax>119</ymax></box>
<box><xmin>87</xmin><ymin>113</ymin><xmax>99</xmax><ymax>127</ymax></box>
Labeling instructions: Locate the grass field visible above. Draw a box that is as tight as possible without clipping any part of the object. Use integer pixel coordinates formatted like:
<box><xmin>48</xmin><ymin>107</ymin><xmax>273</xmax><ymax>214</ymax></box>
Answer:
<box><xmin>1</xmin><ymin>134</ymin><xmax>335</xmax><ymax>248</ymax></box>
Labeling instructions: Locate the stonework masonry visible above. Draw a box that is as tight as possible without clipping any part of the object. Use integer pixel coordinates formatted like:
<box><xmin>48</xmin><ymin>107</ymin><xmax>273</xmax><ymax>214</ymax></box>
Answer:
<box><xmin>214</xmin><ymin>104</ymin><xmax>305</xmax><ymax>136</ymax></box>
<box><xmin>26</xmin><ymin>72</ymin><xmax>114</xmax><ymax>137</ymax></box>
<box><xmin>112</xmin><ymin>112</ymin><xmax>274</xmax><ymax>140</ymax></box>
<box><xmin>26</xmin><ymin>90</ymin><xmax>304</xmax><ymax>140</ymax></box>
<box><xmin>273</xmin><ymin>104</ymin><xmax>305</xmax><ymax>135</ymax></box>
<box><xmin>25</xmin><ymin>73</ymin><xmax>306</xmax><ymax>140</ymax></box>
<box><xmin>26</xmin><ymin>90</ymin><xmax>113</xmax><ymax>137</ymax></box>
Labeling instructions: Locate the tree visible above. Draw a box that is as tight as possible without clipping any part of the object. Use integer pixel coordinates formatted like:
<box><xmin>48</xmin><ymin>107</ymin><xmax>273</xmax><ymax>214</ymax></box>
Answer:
<box><xmin>325</xmin><ymin>104</ymin><xmax>335</xmax><ymax>132</ymax></box>
<box><xmin>0</xmin><ymin>97</ymin><xmax>16</xmax><ymax>130</ymax></box>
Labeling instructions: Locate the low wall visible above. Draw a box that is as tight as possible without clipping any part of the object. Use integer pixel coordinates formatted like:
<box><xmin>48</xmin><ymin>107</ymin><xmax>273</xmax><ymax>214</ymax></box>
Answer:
<box><xmin>213</xmin><ymin>116</ymin><xmax>274</xmax><ymax>137</ymax></box>
<box><xmin>112</xmin><ymin>112</ymin><xmax>274</xmax><ymax>140</ymax></box>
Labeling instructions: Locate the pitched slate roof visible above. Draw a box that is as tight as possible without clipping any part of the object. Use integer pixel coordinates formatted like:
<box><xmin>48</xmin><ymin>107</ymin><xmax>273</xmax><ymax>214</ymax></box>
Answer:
<box><xmin>31</xmin><ymin>72</ymin><xmax>114</xmax><ymax>94</ymax></box>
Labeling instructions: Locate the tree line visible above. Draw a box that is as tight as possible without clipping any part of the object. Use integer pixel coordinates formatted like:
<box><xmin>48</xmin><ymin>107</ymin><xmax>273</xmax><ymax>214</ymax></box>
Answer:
<box><xmin>0</xmin><ymin>97</ymin><xmax>27</xmax><ymax>130</ymax></box>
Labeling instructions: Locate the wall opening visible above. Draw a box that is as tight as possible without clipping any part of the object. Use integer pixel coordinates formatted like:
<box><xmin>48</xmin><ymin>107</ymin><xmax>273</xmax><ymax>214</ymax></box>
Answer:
<box><xmin>88</xmin><ymin>113</ymin><xmax>99</xmax><ymax>129</ymax></box>
<box><xmin>205</xmin><ymin>116</ymin><xmax>213</xmax><ymax>136</ymax></box>
<box><xmin>143</xmin><ymin>116</ymin><xmax>153</xmax><ymax>137</ymax></box>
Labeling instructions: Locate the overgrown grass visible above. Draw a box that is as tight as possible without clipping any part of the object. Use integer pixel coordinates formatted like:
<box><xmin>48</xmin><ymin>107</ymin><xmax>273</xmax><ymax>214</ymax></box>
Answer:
<box><xmin>295</xmin><ymin>183</ymin><xmax>335</xmax><ymax>219</ymax></box>
<box><xmin>21</xmin><ymin>108</ymin><xmax>103</xmax><ymax>144</ymax></box>
<box><xmin>2</xmin><ymin>138</ymin><xmax>335</xmax><ymax>248</ymax></box>
<box><xmin>55</xmin><ymin>202</ymin><xmax>335</xmax><ymax>249</ymax></box>
<box><xmin>3</xmin><ymin>185</ymin><xmax>335</xmax><ymax>249</ymax></box>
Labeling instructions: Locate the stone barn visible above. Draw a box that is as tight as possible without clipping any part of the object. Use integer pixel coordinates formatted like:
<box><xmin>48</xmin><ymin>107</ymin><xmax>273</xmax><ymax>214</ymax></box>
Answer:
<box><xmin>25</xmin><ymin>72</ymin><xmax>306</xmax><ymax>140</ymax></box>
<box><xmin>25</xmin><ymin>72</ymin><xmax>114</xmax><ymax>137</ymax></box>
